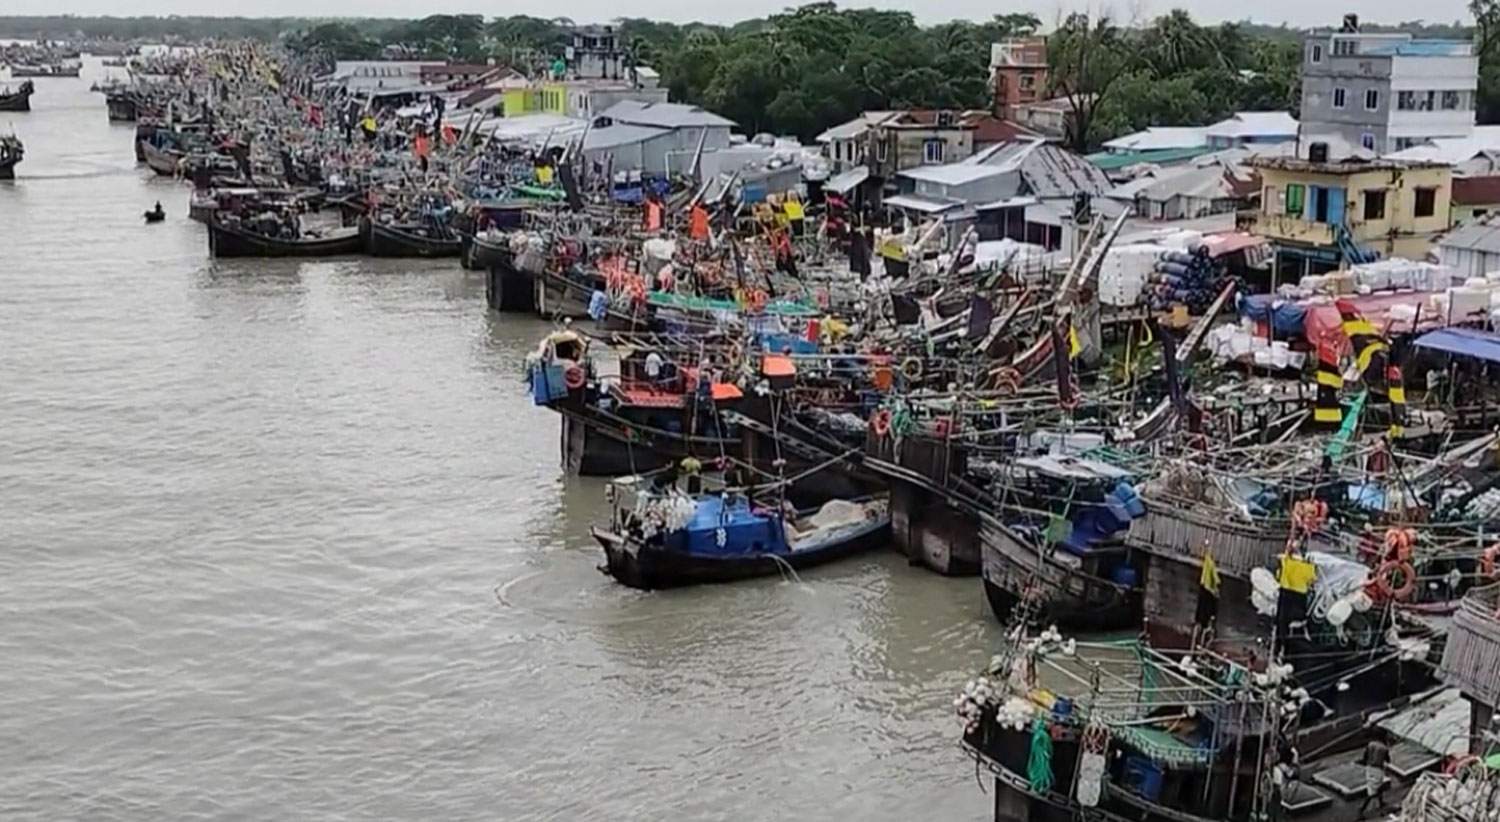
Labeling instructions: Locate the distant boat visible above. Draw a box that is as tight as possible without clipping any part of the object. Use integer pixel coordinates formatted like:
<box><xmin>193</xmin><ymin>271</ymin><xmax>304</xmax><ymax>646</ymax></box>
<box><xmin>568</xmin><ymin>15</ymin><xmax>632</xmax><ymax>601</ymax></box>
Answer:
<box><xmin>10</xmin><ymin>63</ymin><xmax>81</xmax><ymax>78</ymax></box>
<box><xmin>207</xmin><ymin>219</ymin><xmax>363</xmax><ymax>259</ymax></box>
<box><xmin>0</xmin><ymin>135</ymin><xmax>24</xmax><ymax>180</ymax></box>
<box><xmin>361</xmin><ymin>218</ymin><xmax>462</xmax><ymax>258</ymax></box>
<box><xmin>0</xmin><ymin>80</ymin><xmax>34</xmax><ymax>112</ymax></box>
<box><xmin>591</xmin><ymin>476</ymin><xmax>890</xmax><ymax>589</ymax></box>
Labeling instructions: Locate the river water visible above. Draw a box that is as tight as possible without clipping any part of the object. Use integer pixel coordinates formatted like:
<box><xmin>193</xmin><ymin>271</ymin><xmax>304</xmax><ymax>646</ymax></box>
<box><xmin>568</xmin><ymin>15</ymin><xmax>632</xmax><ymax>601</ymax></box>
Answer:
<box><xmin>0</xmin><ymin>61</ymin><xmax>998</xmax><ymax>821</ymax></box>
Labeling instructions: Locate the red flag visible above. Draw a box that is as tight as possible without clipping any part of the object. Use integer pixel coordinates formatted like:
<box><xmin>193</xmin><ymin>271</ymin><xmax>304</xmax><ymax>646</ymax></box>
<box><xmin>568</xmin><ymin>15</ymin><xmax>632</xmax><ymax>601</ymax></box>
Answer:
<box><xmin>414</xmin><ymin>134</ymin><xmax>430</xmax><ymax>159</ymax></box>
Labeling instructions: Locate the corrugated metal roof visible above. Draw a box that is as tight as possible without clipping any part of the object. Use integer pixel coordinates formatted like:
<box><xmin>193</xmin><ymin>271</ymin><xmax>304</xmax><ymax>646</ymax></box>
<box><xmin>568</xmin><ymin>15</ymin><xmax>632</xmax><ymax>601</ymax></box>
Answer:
<box><xmin>1088</xmin><ymin>146</ymin><xmax>1218</xmax><ymax>171</ymax></box>
<box><xmin>1102</xmin><ymin>127</ymin><xmax>1208</xmax><ymax>152</ymax></box>
<box><xmin>898</xmin><ymin>163</ymin><xmax>1008</xmax><ymax>186</ymax></box>
<box><xmin>1018</xmin><ymin>143</ymin><xmax>1112</xmax><ymax>198</ymax></box>
<box><xmin>825</xmin><ymin>165</ymin><xmax>870</xmax><ymax>194</ymax></box>
<box><xmin>1206</xmin><ymin>111</ymin><xmax>1298</xmax><ymax>138</ymax></box>
<box><xmin>1438</xmin><ymin>213</ymin><xmax>1500</xmax><ymax>254</ymax></box>
<box><xmin>815</xmin><ymin>111</ymin><xmax>897</xmax><ymax>143</ymax></box>
<box><xmin>601</xmin><ymin>100</ymin><xmax>736</xmax><ymax>129</ymax></box>
<box><xmin>583</xmin><ymin>123</ymin><xmax>672</xmax><ymax>151</ymax></box>
<box><xmin>883</xmin><ymin>194</ymin><xmax>962</xmax><ymax>214</ymax></box>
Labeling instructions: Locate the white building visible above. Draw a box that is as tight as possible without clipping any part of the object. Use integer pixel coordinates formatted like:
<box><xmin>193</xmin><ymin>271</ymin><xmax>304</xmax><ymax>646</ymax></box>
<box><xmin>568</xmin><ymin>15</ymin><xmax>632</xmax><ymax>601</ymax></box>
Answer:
<box><xmin>1300</xmin><ymin>18</ymin><xmax>1477</xmax><ymax>154</ymax></box>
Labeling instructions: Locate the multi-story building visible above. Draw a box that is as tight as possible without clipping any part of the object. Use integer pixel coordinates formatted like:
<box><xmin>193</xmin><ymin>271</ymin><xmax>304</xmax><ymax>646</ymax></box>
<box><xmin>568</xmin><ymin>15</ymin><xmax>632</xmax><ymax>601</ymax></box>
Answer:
<box><xmin>566</xmin><ymin>24</ymin><xmax>630</xmax><ymax>81</ymax></box>
<box><xmin>989</xmin><ymin>37</ymin><xmax>1048</xmax><ymax>120</ymax></box>
<box><xmin>1244</xmin><ymin>138</ymin><xmax>1452</xmax><ymax>273</ymax></box>
<box><xmin>1299</xmin><ymin>16</ymin><xmax>1477</xmax><ymax>154</ymax></box>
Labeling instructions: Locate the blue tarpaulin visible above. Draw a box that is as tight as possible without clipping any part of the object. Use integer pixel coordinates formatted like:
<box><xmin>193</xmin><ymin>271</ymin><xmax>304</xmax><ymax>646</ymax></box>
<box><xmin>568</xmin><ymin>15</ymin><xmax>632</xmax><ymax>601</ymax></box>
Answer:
<box><xmin>1413</xmin><ymin>327</ymin><xmax>1500</xmax><ymax>364</ymax></box>
<box><xmin>1239</xmin><ymin>294</ymin><xmax>1308</xmax><ymax>337</ymax></box>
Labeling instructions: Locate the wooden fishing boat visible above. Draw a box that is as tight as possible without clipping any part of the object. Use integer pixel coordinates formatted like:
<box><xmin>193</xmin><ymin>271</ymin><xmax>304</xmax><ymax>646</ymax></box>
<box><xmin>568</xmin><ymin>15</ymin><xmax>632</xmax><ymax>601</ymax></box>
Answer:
<box><xmin>140</xmin><ymin>140</ymin><xmax>182</xmax><ymax>177</ymax></box>
<box><xmin>0</xmin><ymin>135</ymin><xmax>23</xmax><ymax>181</ymax></box>
<box><xmin>10</xmin><ymin>63</ymin><xmax>80</xmax><ymax>78</ymax></box>
<box><xmin>207</xmin><ymin>219</ymin><xmax>362</xmax><ymax>259</ymax></box>
<box><xmin>361</xmin><ymin>219</ymin><xmax>462</xmax><ymax>258</ymax></box>
<box><xmin>592</xmin><ymin>476</ymin><xmax>890</xmax><ymax>589</ymax></box>
<box><xmin>0</xmin><ymin>81</ymin><xmax>34</xmax><ymax>113</ymax></box>
<box><xmin>105</xmin><ymin>92</ymin><xmax>138</xmax><ymax>122</ymax></box>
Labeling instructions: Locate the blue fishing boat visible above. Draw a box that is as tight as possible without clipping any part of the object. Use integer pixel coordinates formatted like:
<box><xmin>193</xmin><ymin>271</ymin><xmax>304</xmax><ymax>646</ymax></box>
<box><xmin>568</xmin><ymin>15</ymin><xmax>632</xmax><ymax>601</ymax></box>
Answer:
<box><xmin>592</xmin><ymin>476</ymin><xmax>890</xmax><ymax>589</ymax></box>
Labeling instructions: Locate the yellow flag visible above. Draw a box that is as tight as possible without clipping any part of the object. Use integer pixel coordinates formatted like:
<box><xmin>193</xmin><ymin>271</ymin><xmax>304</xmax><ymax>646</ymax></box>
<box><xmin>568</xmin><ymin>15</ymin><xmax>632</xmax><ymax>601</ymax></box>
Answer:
<box><xmin>1068</xmin><ymin>325</ymin><xmax>1082</xmax><ymax>359</ymax></box>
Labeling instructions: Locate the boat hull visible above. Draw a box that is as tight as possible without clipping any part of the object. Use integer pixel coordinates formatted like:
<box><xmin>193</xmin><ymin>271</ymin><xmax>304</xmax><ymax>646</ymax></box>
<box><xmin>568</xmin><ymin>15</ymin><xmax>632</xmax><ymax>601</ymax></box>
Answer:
<box><xmin>979</xmin><ymin>519</ymin><xmax>1140</xmax><ymax>631</ymax></box>
<box><xmin>0</xmin><ymin>87</ymin><xmax>32</xmax><ymax>112</ymax></box>
<box><xmin>207</xmin><ymin>222</ymin><xmax>363</xmax><ymax>259</ymax></box>
<box><xmin>363</xmin><ymin>221</ymin><xmax>462</xmax><ymax>258</ymax></box>
<box><xmin>484</xmin><ymin>251</ymin><xmax>538</xmax><ymax>313</ymax></box>
<box><xmin>593</xmin><ymin>519</ymin><xmax>890</xmax><ymax>589</ymax></box>
<box><xmin>0</xmin><ymin>158</ymin><xmax>18</xmax><ymax>180</ymax></box>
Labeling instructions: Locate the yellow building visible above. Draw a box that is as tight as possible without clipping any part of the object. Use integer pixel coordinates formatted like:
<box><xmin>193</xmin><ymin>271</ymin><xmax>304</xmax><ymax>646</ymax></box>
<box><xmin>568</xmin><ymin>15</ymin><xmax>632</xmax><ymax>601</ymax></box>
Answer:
<box><xmin>500</xmin><ymin>84</ymin><xmax>569</xmax><ymax>118</ymax></box>
<box><xmin>1245</xmin><ymin>150</ymin><xmax>1452</xmax><ymax>275</ymax></box>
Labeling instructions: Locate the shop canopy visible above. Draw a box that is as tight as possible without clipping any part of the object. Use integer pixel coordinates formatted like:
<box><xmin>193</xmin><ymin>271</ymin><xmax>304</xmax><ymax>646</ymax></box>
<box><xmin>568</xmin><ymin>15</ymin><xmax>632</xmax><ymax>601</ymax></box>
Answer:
<box><xmin>1413</xmin><ymin>326</ymin><xmax>1500</xmax><ymax>364</ymax></box>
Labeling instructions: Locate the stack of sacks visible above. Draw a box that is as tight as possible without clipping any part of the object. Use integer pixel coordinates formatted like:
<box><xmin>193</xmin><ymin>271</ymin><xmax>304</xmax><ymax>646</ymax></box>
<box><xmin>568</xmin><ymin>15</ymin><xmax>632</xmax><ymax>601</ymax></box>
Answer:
<box><xmin>1147</xmin><ymin>243</ymin><xmax>1223</xmax><ymax>313</ymax></box>
<box><xmin>1099</xmin><ymin>243</ymin><xmax>1166</xmax><ymax>307</ymax></box>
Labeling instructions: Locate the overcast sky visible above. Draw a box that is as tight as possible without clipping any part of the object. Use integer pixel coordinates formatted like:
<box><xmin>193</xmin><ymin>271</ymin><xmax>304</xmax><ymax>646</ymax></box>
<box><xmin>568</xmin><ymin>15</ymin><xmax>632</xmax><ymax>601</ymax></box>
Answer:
<box><xmin>0</xmin><ymin>0</ymin><xmax>1478</xmax><ymax>29</ymax></box>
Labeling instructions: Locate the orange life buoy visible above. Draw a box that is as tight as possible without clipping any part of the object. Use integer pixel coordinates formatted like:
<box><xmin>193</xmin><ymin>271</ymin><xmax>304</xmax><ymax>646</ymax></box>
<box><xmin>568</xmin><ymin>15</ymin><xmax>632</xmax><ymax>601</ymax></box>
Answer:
<box><xmin>1383</xmin><ymin>528</ymin><xmax>1415</xmax><ymax>562</ymax></box>
<box><xmin>994</xmin><ymin>367</ymin><xmax>1021</xmax><ymax>395</ymax></box>
<box><xmin>750</xmin><ymin>289</ymin><xmax>768</xmax><ymax>312</ymax></box>
<box><xmin>563</xmin><ymin>363</ymin><xmax>586</xmax><ymax>389</ymax></box>
<box><xmin>1373</xmin><ymin>559</ymin><xmax>1416</xmax><ymax>600</ymax></box>
<box><xmin>870</xmin><ymin>408</ymin><xmax>892</xmax><ymax>438</ymax></box>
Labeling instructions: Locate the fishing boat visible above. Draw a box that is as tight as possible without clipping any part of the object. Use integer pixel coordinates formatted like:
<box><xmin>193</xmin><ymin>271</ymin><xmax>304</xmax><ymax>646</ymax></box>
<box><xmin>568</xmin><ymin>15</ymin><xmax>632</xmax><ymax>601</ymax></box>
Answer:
<box><xmin>10</xmin><ymin>63</ymin><xmax>81</xmax><ymax>78</ymax></box>
<box><xmin>105</xmin><ymin>91</ymin><xmax>138</xmax><ymax>122</ymax></box>
<box><xmin>207</xmin><ymin>218</ymin><xmax>362</xmax><ymax>259</ymax></box>
<box><xmin>0</xmin><ymin>135</ymin><xmax>23</xmax><ymax>181</ymax></box>
<box><xmin>592</xmin><ymin>474</ymin><xmax>890</xmax><ymax>589</ymax></box>
<box><xmin>140</xmin><ymin>140</ymin><xmax>183</xmax><ymax>177</ymax></box>
<box><xmin>0</xmin><ymin>80</ymin><xmax>34</xmax><ymax>112</ymax></box>
<box><xmin>361</xmin><ymin>219</ymin><xmax>463</xmax><ymax>258</ymax></box>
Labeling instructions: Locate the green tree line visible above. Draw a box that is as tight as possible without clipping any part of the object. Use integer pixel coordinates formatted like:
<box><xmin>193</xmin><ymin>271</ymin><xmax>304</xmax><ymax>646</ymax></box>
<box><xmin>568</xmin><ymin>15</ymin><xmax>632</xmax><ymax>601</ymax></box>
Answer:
<box><xmin>6</xmin><ymin>7</ymin><xmax>1500</xmax><ymax>151</ymax></box>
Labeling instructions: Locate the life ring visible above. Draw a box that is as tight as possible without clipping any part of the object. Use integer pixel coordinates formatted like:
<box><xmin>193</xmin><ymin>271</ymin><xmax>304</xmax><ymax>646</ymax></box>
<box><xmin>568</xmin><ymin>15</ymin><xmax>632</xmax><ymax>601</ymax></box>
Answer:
<box><xmin>900</xmin><ymin>357</ymin><xmax>923</xmax><ymax>380</ymax></box>
<box><xmin>994</xmin><ymin>367</ymin><xmax>1021</xmax><ymax>395</ymax></box>
<box><xmin>1291</xmin><ymin>499</ymin><xmax>1329</xmax><ymax>533</ymax></box>
<box><xmin>563</xmin><ymin>363</ymin><xmax>586</xmax><ymax>389</ymax></box>
<box><xmin>1383</xmin><ymin>528</ymin><xmax>1415</xmax><ymax>562</ymax></box>
<box><xmin>1374</xmin><ymin>560</ymin><xmax>1417</xmax><ymax>600</ymax></box>
<box><xmin>870</xmin><ymin>408</ymin><xmax>892</xmax><ymax>437</ymax></box>
<box><xmin>749</xmin><ymin>289</ymin><xmax>768</xmax><ymax>312</ymax></box>
<box><xmin>1481</xmin><ymin>544</ymin><xmax>1500</xmax><ymax>579</ymax></box>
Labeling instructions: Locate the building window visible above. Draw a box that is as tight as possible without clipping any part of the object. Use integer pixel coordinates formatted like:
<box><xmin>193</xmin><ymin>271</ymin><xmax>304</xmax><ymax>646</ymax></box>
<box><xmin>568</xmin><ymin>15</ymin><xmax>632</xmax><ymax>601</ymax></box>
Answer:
<box><xmin>1363</xmin><ymin>189</ymin><xmax>1387</xmax><ymax>220</ymax></box>
<box><xmin>1019</xmin><ymin>72</ymin><xmax>1035</xmax><ymax>90</ymax></box>
<box><xmin>1443</xmin><ymin>90</ymin><xmax>1462</xmax><ymax>110</ymax></box>
<box><xmin>1398</xmin><ymin>91</ymin><xmax>1416</xmax><ymax>110</ymax></box>
<box><xmin>1365</xmin><ymin>89</ymin><xmax>1379</xmax><ymax>110</ymax></box>
<box><xmin>1333</xmin><ymin>88</ymin><xmax>1347</xmax><ymax>109</ymax></box>
<box><xmin>923</xmin><ymin>138</ymin><xmax>945</xmax><ymax>164</ymax></box>
<box><xmin>1333</xmin><ymin>38</ymin><xmax>1356</xmax><ymax>56</ymax></box>
<box><xmin>1361</xmin><ymin>133</ymin><xmax>1377</xmax><ymax>151</ymax></box>
<box><xmin>1310</xmin><ymin>43</ymin><xmax>1323</xmax><ymax>63</ymax></box>
<box><xmin>1286</xmin><ymin>183</ymin><xmax>1305</xmax><ymax>216</ymax></box>
<box><xmin>1414</xmin><ymin>187</ymin><xmax>1437</xmax><ymax>218</ymax></box>
<box><xmin>876</xmin><ymin>138</ymin><xmax>888</xmax><ymax>164</ymax></box>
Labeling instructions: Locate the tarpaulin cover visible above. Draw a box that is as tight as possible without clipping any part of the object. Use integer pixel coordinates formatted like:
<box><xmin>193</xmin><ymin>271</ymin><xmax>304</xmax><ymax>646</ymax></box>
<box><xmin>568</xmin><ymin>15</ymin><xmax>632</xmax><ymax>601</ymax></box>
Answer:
<box><xmin>1239</xmin><ymin>294</ymin><xmax>1308</xmax><ymax>338</ymax></box>
<box><xmin>1413</xmin><ymin>326</ymin><xmax>1500</xmax><ymax>364</ymax></box>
